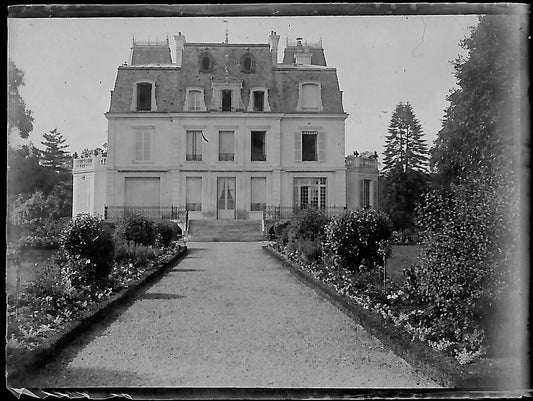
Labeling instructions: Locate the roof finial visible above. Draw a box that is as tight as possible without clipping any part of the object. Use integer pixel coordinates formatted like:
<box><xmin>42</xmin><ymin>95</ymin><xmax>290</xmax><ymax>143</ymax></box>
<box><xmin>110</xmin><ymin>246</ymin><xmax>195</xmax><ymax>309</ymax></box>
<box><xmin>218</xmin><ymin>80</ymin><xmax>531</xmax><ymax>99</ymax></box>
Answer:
<box><xmin>224</xmin><ymin>20</ymin><xmax>229</xmax><ymax>44</ymax></box>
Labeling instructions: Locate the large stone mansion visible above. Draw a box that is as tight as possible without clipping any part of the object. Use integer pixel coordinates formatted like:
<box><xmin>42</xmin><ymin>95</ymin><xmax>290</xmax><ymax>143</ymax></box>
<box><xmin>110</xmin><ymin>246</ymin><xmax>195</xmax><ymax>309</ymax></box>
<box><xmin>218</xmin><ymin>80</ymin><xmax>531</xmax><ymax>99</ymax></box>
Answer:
<box><xmin>72</xmin><ymin>32</ymin><xmax>378</xmax><ymax>238</ymax></box>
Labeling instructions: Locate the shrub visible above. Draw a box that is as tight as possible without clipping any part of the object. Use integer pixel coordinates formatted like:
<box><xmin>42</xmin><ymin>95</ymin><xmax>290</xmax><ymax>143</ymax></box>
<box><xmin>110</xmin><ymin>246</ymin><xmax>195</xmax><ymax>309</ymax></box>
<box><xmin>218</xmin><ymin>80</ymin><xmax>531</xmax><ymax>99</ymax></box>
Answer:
<box><xmin>324</xmin><ymin>208</ymin><xmax>393</xmax><ymax>271</ymax></box>
<box><xmin>413</xmin><ymin>173</ymin><xmax>519</xmax><ymax>352</ymax></box>
<box><xmin>115</xmin><ymin>213</ymin><xmax>156</xmax><ymax>246</ymax></box>
<box><xmin>275</xmin><ymin>221</ymin><xmax>291</xmax><ymax>247</ymax></box>
<box><xmin>155</xmin><ymin>221</ymin><xmax>181</xmax><ymax>247</ymax></box>
<box><xmin>114</xmin><ymin>240</ymin><xmax>157</xmax><ymax>267</ymax></box>
<box><xmin>60</xmin><ymin>214</ymin><xmax>115</xmax><ymax>286</ymax></box>
<box><xmin>284</xmin><ymin>208</ymin><xmax>331</xmax><ymax>263</ymax></box>
<box><xmin>287</xmin><ymin>207</ymin><xmax>330</xmax><ymax>243</ymax></box>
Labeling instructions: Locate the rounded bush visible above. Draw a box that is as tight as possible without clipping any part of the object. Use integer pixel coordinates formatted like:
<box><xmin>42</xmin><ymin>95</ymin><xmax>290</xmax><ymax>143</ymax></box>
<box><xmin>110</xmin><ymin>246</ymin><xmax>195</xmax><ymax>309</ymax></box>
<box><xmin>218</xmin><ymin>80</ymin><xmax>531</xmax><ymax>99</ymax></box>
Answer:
<box><xmin>324</xmin><ymin>208</ymin><xmax>393</xmax><ymax>271</ymax></box>
<box><xmin>155</xmin><ymin>221</ymin><xmax>181</xmax><ymax>247</ymax></box>
<box><xmin>115</xmin><ymin>213</ymin><xmax>156</xmax><ymax>246</ymax></box>
<box><xmin>60</xmin><ymin>214</ymin><xmax>115</xmax><ymax>286</ymax></box>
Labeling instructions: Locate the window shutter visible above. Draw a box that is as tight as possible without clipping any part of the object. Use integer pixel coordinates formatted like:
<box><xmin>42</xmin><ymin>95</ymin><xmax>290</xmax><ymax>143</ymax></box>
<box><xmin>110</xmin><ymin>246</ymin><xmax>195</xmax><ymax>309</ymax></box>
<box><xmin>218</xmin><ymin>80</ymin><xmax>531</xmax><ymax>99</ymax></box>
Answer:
<box><xmin>318</xmin><ymin>131</ymin><xmax>326</xmax><ymax>161</ymax></box>
<box><xmin>294</xmin><ymin>132</ymin><xmax>302</xmax><ymax>161</ymax></box>
<box><xmin>373</xmin><ymin>180</ymin><xmax>379</xmax><ymax>208</ymax></box>
<box><xmin>135</xmin><ymin>133</ymin><xmax>143</xmax><ymax>160</ymax></box>
<box><xmin>143</xmin><ymin>132</ymin><xmax>151</xmax><ymax>161</ymax></box>
<box><xmin>293</xmin><ymin>182</ymin><xmax>299</xmax><ymax>207</ymax></box>
<box><xmin>360</xmin><ymin>179</ymin><xmax>365</xmax><ymax>208</ymax></box>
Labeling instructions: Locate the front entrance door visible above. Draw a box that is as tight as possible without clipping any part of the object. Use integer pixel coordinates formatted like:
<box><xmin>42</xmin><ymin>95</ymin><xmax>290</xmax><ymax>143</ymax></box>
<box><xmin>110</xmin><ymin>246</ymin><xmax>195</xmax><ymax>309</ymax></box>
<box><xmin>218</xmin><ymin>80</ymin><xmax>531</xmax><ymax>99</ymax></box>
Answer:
<box><xmin>217</xmin><ymin>177</ymin><xmax>236</xmax><ymax>219</ymax></box>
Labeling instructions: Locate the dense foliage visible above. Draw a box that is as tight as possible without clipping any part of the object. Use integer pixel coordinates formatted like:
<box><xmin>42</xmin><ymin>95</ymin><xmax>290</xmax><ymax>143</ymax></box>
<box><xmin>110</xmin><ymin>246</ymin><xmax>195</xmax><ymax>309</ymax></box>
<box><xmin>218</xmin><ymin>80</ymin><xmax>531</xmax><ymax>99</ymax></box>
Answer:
<box><xmin>8</xmin><ymin>59</ymin><xmax>34</xmax><ymax>139</ymax></box>
<box><xmin>155</xmin><ymin>221</ymin><xmax>182</xmax><ymax>247</ymax></box>
<box><xmin>114</xmin><ymin>213</ymin><xmax>156</xmax><ymax>246</ymax></box>
<box><xmin>413</xmin><ymin>171</ymin><xmax>519</xmax><ymax>355</ymax></box>
<box><xmin>431</xmin><ymin>15</ymin><xmax>523</xmax><ymax>185</ymax></box>
<box><xmin>380</xmin><ymin>103</ymin><xmax>430</xmax><ymax>231</ymax></box>
<box><xmin>324</xmin><ymin>209</ymin><xmax>393</xmax><ymax>271</ymax></box>
<box><xmin>61</xmin><ymin>214</ymin><xmax>115</xmax><ymax>285</ymax></box>
<box><xmin>7</xmin><ymin>214</ymin><xmax>185</xmax><ymax>354</ymax></box>
<box><xmin>277</xmin><ymin>208</ymin><xmax>330</xmax><ymax>263</ymax></box>
<box><xmin>382</xmin><ymin>102</ymin><xmax>429</xmax><ymax>175</ymax></box>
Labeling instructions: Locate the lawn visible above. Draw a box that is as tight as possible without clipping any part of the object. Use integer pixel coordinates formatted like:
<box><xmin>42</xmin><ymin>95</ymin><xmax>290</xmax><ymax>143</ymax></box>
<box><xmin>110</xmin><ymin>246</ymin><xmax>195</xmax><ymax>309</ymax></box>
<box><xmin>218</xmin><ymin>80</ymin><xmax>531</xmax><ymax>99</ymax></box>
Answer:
<box><xmin>386</xmin><ymin>245</ymin><xmax>421</xmax><ymax>285</ymax></box>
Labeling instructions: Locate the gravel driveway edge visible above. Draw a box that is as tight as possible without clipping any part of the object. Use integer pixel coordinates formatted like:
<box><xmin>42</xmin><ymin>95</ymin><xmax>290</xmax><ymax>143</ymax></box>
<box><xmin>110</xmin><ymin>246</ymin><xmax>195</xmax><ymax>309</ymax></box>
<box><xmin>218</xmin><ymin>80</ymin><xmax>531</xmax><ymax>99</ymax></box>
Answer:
<box><xmin>7</xmin><ymin>246</ymin><xmax>188</xmax><ymax>385</ymax></box>
<box><xmin>263</xmin><ymin>245</ymin><xmax>467</xmax><ymax>388</ymax></box>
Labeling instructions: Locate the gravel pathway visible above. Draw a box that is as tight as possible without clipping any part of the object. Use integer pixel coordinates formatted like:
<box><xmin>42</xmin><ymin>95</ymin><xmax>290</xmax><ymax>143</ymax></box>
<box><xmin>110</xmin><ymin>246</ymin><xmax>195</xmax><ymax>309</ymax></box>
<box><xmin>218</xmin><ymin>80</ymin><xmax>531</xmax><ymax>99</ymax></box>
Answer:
<box><xmin>22</xmin><ymin>242</ymin><xmax>438</xmax><ymax>388</ymax></box>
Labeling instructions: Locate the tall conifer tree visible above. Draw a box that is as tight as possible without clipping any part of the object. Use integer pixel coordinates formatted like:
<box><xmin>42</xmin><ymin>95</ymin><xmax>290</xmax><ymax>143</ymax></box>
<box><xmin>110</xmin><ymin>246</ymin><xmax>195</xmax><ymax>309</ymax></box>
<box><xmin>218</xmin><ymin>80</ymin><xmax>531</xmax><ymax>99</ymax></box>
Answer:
<box><xmin>382</xmin><ymin>102</ymin><xmax>428</xmax><ymax>175</ymax></box>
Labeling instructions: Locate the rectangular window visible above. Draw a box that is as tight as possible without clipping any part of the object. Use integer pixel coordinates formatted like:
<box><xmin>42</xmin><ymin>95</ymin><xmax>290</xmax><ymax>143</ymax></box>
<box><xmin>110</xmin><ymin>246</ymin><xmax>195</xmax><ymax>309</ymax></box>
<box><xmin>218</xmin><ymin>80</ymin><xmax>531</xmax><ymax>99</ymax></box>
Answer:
<box><xmin>186</xmin><ymin>131</ymin><xmax>203</xmax><ymax>161</ymax></box>
<box><xmin>186</xmin><ymin>177</ymin><xmax>202</xmax><ymax>211</ymax></box>
<box><xmin>135</xmin><ymin>132</ymin><xmax>152</xmax><ymax>162</ymax></box>
<box><xmin>188</xmin><ymin>90</ymin><xmax>202</xmax><ymax>111</ymax></box>
<box><xmin>302</xmin><ymin>131</ymin><xmax>318</xmax><ymax>161</ymax></box>
<box><xmin>137</xmin><ymin>83</ymin><xmax>152</xmax><ymax>111</ymax></box>
<box><xmin>222</xmin><ymin>90</ymin><xmax>232</xmax><ymax>111</ymax></box>
<box><xmin>250</xmin><ymin>177</ymin><xmax>266</xmax><ymax>211</ymax></box>
<box><xmin>251</xmin><ymin>131</ymin><xmax>266</xmax><ymax>161</ymax></box>
<box><xmin>219</xmin><ymin>131</ymin><xmax>234</xmax><ymax>161</ymax></box>
<box><xmin>301</xmin><ymin>83</ymin><xmax>319</xmax><ymax>110</ymax></box>
<box><xmin>363</xmin><ymin>179</ymin><xmax>371</xmax><ymax>208</ymax></box>
<box><xmin>294</xmin><ymin>178</ymin><xmax>326</xmax><ymax>209</ymax></box>
<box><xmin>253</xmin><ymin>91</ymin><xmax>264</xmax><ymax>111</ymax></box>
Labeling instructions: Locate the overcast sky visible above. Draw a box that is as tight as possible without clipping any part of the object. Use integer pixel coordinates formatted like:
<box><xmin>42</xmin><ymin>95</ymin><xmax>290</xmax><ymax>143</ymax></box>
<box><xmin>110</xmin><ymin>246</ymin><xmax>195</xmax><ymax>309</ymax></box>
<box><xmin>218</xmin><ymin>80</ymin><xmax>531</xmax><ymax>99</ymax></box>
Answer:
<box><xmin>8</xmin><ymin>14</ymin><xmax>481</xmax><ymax>157</ymax></box>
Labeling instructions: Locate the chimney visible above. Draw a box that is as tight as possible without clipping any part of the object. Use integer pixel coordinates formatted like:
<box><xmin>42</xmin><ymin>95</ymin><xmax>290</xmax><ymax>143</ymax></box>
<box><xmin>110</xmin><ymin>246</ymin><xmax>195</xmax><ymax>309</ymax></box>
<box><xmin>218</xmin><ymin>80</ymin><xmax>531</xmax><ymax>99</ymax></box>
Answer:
<box><xmin>269</xmin><ymin>30</ymin><xmax>280</xmax><ymax>65</ymax></box>
<box><xmin>174</xmin><ymin>32</ymin><xmax>186</xmax><ymax>67</ymax></box>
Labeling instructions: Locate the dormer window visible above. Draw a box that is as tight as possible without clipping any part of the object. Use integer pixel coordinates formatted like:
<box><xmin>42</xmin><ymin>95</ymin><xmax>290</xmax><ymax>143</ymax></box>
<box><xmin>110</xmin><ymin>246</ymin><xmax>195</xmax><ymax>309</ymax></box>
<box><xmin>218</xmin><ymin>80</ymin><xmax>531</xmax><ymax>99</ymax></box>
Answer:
<box><xmin>296</xmin><ymin>82</ymin><xmax>323</xmax><ymax>112</ymax></box>
<box><xmin>221</xmin><ymin>90</ymin><xmax>232</xmax><ymax>112</ymax></box>
<box><xmin>247</xmin><ymin>87</ymin><xmax>271</xmax><ymax>112</ymax></box>
<box><xmin>199</xmin><ymin>52</ymin><xmax>214</xmax><ymax>73</ymax></box>
<box><xmin>210</xmin><ymin>78</ymin><xmax>243</xmax><ymax>112</ymax></box>
<box><xmin>184</xmin><ymin>87</ymin><xmax>206</xmax><ymax>111</ymax></box>
<box><xmin>240</xmin><ymin>52</ymin><xmax>256</xmax><ymax>73</ymax></box>
<box><xmin>131</xmin><ymin>81</ymin><xmax>157</xmax><ymax>112</ymax></box>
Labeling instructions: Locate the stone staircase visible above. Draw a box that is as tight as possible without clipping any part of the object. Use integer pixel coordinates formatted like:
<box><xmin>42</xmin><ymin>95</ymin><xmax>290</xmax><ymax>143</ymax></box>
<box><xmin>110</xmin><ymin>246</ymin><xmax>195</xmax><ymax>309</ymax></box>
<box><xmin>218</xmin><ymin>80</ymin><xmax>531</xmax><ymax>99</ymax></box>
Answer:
<box><xmin>187</xmin><ymin>219</ymin><xmax>265</xmax><ymax>242</ymax></box>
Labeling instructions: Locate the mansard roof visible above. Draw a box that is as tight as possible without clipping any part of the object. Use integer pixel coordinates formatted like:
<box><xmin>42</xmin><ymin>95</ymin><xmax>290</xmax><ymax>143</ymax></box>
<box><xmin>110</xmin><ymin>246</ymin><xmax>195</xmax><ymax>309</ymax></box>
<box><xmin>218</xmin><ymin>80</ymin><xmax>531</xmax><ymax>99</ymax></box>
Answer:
<box><xmin>282</xmin><ymin>46</ymin><xmax>327</xmax><ymax>66</ymax></box>
<box><xmin>130</xmin><ymin>41</ymin><xmax>172</xmax><ymax>65</ymax></box>
<box><xmin>108</xmin><ymin>37</ymin><xmax>344</xmax><ymax>114</ymax></box>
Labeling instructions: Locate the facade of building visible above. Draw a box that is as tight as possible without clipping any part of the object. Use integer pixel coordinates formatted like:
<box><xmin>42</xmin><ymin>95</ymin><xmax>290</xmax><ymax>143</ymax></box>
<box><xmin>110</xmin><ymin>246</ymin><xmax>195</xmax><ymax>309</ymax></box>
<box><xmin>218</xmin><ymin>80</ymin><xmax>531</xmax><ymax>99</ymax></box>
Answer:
<box><xmin>72</xmin><ymin>32</ymin><xmax>378</xmax><ymax>233</ymax></box>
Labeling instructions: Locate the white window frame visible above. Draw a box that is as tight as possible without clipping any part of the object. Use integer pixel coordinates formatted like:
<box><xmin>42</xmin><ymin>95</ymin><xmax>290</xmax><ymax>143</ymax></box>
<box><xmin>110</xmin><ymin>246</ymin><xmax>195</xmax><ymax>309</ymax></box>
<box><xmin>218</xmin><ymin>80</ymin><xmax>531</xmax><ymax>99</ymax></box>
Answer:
<box><xmin>133</xmin><ymin>130</ymin><xmax>154</xmax><ymax>163</ymax></box>
<box><xmin>184</xmin><ymin>87</ymin><xmax>207</xmax><ymax>111</ymax></box>
<box><xmin>296</xmin><ymin>81</ymin><xmax>323</xmax><ymax>112</ymax></box>
<box><xmin>218</xmin><ymin>130</ymin><xmax>235</xmax><ymax>162</ymax></box>
<box><xmin>211</xmin><ymin>81</ymin><xmax>243</xmax><ymax>111</ymax></box>
<box><xmin>131</xmin><ymin>80</ymin><xmax>157</xmax><ymax>112</ymax></box>
<box><xmin>293</xmin><ymin>177</ymin><xmax>327</xmax><ymax>209</ymax></box>
<box><xmin>247</xmin><ymin>87</ymin><xmax>271</xmax><ymax>112</ymax></box>
<box><xmin>186</xmin><ymin>130</ymin><xmax>203</xmax><ymax>161</ymax></box>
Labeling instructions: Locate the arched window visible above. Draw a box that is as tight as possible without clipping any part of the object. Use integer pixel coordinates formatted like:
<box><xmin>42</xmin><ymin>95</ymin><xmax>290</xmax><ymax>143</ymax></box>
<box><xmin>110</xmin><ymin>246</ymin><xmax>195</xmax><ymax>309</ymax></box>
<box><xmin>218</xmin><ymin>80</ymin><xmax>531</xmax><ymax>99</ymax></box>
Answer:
<box><xmin>199</xmin><ymin>52</ymin><xmax>214</xmax><ymax>73</ymax></box>
<box><xmin>297</xmin><ymin>82</ymin><xmax>323</xmax><ymax>112</ymax></box>
<box><xmin>131</xmin><ymin>81</ymin><xmax>157</xmax><ymax>112</ymax></box>
<box><xmin>239</xmin><ymin>52</ymin><xmax>256</xmax><ymax>73</ymax></box>
<box><xmin>184</xmin><ymin>87</ymin><xmax>206</xmax><ymax>112</ymax></box>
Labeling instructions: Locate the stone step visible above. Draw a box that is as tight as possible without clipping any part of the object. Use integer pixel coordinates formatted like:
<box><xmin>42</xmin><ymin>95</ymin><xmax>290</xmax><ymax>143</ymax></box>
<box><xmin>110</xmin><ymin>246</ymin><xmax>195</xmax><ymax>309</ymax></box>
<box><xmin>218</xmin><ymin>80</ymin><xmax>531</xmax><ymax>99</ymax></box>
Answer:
<box><xmin>188</xmin><ymin>219</ymin><xmax>264</xmax><ymax>242</ymax></box>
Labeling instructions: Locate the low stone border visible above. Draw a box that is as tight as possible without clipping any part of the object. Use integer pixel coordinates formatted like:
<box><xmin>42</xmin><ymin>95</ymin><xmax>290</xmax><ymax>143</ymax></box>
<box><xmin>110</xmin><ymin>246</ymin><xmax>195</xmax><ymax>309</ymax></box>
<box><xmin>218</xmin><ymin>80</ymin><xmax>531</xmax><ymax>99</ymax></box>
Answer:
<box><xmin>263</xmin><ymin>245</ymin><xmax>521</xmax><ymax>390</ymax></box>
<box><xmin>7</xmin><ymin>246</ymin><xmax>188</xmax><ymax>385</ymax></box>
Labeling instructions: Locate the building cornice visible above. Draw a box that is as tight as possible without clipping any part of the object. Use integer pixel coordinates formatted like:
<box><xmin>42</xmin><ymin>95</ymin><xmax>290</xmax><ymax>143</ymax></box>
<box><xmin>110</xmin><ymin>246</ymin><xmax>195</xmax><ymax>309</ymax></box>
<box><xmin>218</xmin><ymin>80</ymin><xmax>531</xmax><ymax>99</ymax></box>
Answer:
<box><xmin>105</xmin><ymin>112</ymin><xmax>347</xmax><ymax>119</ymax></box>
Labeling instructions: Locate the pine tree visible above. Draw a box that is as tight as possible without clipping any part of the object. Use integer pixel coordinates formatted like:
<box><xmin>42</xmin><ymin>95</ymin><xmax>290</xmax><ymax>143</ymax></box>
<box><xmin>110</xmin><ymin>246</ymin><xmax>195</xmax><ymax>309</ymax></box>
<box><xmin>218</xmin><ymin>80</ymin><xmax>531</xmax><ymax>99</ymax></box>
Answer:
<box><xmin>382</xmin><ymin>102</ymin><xmax>428</xmax><ymax>175</ymax></box>
<box><xmin>40</xmin><ymin>129</ymin><xmax>70</xmax><ymax>173</ymax></box>
<box><xmin>381</xmin><ymin>102</ymin><xmax>430</xmax><ymax>231</ymax></box>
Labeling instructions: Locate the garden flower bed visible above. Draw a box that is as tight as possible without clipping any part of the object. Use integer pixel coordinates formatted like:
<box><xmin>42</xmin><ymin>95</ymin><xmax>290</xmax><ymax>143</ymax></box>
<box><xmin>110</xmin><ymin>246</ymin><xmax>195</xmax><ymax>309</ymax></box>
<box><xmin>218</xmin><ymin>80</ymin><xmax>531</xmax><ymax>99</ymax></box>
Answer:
<box><xmin>6</xmin><ymin>241</ymin><xmax>187</xmax><ymax>378</ymax></box>
<box><xmin>264</xmin><ymin>242</ymin><xmax>523</xmax><ymax>389</ymax></box>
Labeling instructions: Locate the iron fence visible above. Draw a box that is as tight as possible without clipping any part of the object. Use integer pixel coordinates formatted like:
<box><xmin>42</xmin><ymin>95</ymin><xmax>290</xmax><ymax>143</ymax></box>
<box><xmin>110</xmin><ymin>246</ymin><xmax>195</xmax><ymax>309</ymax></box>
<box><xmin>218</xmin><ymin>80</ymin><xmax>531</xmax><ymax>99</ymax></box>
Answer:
<box><xmin>104</xmin><ymin>205</ymin><xmax>188</xmax><ymax>222</ymax></box>
<box><xmin>263</xmin><ymin>205</ymin><xmax>347</xmax><ymax>221</ymax></box>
